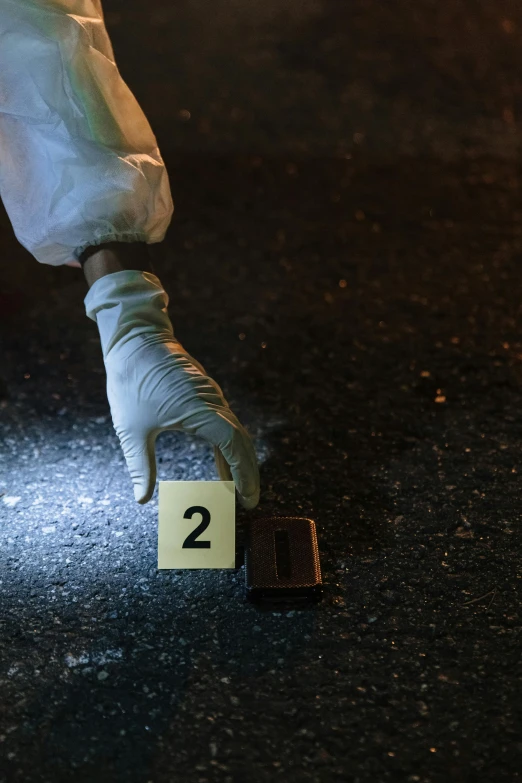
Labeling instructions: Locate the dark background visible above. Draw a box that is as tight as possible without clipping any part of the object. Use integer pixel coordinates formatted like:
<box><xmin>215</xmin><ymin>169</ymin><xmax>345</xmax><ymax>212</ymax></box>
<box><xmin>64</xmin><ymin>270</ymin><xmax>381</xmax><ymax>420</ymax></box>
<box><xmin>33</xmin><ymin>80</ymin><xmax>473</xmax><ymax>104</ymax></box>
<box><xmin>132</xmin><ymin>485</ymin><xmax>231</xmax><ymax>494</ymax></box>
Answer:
<box><xmin>1</xmin><ymin>1</ymin><xmax>522</xmax><ymax>781</ymax></box>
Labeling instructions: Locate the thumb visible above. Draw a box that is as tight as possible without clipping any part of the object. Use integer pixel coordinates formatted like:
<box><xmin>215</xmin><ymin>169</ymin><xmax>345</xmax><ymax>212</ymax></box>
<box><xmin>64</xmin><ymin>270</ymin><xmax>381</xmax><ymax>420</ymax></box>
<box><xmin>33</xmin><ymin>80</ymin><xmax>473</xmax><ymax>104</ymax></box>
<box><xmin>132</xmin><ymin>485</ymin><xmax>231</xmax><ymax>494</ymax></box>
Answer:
<box><xmin>213</xmin><ymin>444</ymin><xmax>233</xmax><ymax>482</ymax></box>
<box><xmin>118</xmin><ymin>429</ymin><xmax>158</xmax><ymax>504</ymax></box>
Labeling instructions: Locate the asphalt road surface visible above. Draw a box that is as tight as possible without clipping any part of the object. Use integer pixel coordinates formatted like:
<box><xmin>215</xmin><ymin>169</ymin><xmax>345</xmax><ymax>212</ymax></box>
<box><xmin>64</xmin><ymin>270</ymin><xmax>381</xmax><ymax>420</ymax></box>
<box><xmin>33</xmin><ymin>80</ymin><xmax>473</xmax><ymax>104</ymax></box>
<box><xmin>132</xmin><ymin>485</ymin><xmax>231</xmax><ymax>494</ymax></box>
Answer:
<box><xmin>1</xmin><ymin>1</ymin><xmax>522</xmax><ymax>781</ymax></box>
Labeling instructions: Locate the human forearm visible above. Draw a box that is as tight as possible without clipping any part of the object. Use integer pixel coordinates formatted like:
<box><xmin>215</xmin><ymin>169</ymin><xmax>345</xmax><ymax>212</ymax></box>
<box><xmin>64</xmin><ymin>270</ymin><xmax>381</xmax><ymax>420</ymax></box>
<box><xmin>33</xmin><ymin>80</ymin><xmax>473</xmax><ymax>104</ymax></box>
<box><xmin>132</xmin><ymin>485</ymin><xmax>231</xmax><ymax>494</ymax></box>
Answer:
<box><xmin>80</xmin><ymin>242</ymin><xmax>155</xmax><ymax>288</ymax></box>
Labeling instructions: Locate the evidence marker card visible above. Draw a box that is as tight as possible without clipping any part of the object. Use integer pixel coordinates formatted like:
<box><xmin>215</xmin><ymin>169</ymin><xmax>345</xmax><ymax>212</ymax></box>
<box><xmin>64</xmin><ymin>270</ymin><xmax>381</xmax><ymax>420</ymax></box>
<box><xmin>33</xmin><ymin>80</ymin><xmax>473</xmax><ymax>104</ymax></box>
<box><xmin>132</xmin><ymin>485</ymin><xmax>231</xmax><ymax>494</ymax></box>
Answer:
<box><xmin>158</xmin><ymin>481</ymin><xmax>236</xmax><ymax>569</ymax></box>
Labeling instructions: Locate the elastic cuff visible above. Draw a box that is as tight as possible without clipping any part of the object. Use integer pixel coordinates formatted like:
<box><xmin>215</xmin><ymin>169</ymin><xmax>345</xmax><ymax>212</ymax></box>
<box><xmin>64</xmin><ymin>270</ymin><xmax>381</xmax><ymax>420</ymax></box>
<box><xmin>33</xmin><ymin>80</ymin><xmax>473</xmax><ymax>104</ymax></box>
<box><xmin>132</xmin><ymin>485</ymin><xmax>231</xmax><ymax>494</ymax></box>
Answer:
<box><xmin>76</xmin><ymin>233</ymin><xmax>150</xmax><ymax>264</ymax></box>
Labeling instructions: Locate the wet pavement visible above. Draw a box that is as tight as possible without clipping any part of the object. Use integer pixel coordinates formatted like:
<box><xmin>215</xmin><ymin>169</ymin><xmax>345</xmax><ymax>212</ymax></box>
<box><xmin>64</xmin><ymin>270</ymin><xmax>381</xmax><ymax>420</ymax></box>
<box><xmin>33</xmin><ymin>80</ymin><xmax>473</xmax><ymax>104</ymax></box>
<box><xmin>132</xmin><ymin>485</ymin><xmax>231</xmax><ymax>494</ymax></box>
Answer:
<box><xmin>1</xmin><ymin>1</ymin><xmax>522</xmax><ymax>781</ymax></box>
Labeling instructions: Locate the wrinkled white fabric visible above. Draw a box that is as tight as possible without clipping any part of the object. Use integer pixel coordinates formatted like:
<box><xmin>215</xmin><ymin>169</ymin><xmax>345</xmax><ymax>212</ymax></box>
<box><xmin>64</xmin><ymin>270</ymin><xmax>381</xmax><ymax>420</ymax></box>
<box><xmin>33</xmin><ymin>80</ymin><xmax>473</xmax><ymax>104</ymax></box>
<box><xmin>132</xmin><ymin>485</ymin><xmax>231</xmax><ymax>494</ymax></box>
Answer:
<box><xmin>0</xmin><ymin>0</ymin><xmax>173</xmax><ymax>266</ymax></box>
<box><xmin>84</xmin><ymin>270</ymin><xmax>261</xmax><ymax>509</ymax></box>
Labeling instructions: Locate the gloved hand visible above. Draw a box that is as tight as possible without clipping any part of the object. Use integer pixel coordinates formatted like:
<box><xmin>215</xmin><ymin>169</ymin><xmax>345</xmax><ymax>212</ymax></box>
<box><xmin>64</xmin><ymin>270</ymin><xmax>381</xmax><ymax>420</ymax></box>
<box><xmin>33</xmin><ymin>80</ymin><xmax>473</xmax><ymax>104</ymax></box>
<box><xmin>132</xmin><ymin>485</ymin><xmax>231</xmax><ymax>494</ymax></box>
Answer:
<box><xmin>84</xmin><ymin>270</ymin><xmax>260</xmax><ymax>509</ymax></box>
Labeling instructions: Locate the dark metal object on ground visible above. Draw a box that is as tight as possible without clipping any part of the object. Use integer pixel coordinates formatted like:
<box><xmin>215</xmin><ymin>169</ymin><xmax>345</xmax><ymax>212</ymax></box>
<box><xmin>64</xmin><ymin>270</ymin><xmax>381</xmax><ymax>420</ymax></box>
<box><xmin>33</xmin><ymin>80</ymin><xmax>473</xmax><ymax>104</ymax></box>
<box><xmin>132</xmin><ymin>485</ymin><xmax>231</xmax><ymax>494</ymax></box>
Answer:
<box><xmin>245</xmin><ymin>517</ymin><xmax>323</xmax><ymax>604</ymax></box>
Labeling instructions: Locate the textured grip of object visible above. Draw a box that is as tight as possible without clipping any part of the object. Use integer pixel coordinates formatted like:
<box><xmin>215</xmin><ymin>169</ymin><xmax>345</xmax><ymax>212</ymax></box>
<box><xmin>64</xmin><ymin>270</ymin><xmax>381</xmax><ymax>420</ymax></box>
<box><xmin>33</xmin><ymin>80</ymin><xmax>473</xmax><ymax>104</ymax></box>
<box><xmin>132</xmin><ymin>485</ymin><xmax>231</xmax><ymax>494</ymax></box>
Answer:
<box><xmin>245</xmin><ymin>517</ymin><xmax>322</xmax><ymax>594</ymax></box>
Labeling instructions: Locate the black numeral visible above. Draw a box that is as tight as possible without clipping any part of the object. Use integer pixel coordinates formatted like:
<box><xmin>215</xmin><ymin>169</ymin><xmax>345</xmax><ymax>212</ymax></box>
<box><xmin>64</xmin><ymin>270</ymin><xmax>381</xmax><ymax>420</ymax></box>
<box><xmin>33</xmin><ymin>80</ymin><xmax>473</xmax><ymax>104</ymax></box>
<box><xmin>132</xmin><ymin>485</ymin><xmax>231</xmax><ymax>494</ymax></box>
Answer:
<box><xmin>182</xmin><ymin>506</ymin><xmax>211</xmax><ymax>549</ymax></box>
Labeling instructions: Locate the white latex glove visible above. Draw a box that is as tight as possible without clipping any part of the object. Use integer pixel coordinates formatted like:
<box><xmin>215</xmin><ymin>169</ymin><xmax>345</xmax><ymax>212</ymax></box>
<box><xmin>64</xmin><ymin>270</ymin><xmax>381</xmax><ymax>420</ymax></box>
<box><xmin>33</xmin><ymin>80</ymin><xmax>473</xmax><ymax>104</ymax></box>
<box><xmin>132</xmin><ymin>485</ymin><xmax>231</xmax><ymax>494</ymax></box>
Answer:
<box><xmin>84</xmin><ymin>270</ymin><xmax>260</xmax><ymax>508</ymax></box>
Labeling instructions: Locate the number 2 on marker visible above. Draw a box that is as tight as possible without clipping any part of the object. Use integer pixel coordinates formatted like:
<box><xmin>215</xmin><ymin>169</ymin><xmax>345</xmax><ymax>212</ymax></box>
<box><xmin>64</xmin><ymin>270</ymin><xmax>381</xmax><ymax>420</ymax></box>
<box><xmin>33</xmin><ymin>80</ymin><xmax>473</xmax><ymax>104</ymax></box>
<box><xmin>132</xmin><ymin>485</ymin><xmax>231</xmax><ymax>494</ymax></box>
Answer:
<box><xmin>158</xmin><ymin>481</ymin><xmax>234</xmax><ymax>569</ymax></box>
<box><xmin>182</xmin><ymin>506</ymin><xmax>211</xmax><ymax>549</ymax></box>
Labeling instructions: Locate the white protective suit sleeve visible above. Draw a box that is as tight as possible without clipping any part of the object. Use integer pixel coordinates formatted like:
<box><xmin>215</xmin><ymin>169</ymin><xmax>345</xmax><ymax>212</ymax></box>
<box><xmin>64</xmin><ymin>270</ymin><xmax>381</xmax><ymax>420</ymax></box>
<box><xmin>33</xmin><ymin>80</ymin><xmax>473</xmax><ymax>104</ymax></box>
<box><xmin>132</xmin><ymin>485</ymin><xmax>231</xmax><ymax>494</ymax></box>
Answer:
<box><xmin>0</xmin><ymin>0</ymin><xmax>173</xmax><ymax>266</ymax></box>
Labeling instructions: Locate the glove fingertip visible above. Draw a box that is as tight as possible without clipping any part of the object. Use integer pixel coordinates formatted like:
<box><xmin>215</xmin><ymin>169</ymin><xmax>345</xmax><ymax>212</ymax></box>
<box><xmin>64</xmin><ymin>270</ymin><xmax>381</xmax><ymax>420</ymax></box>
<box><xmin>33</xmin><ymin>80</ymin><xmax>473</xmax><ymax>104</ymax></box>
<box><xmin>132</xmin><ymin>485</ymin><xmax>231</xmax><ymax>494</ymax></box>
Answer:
<box><xmin>134</xmin><ymin>487</ymin><xmax>146</xmax><ymax>505</ymax></box>
<box><xmin>238</xmin><ymin>487</ymin><xmax>260</xmax><ymax>511</ymax></box>
<box><xmin>134</xmin><ymin>484</ymin><xmax>152</xmax><ymax>504</ymax></box>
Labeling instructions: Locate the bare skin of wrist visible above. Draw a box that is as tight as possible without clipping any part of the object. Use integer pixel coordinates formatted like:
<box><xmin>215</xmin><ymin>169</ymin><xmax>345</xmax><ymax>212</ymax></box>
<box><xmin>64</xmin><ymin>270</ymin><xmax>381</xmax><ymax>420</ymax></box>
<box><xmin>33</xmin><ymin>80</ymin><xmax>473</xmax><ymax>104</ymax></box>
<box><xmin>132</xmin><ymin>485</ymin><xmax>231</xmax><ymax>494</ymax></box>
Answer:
<box><xmin>81</xmin><ymin>242</ymin><xmax>155</xmax><ymax>288</ymax></box>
